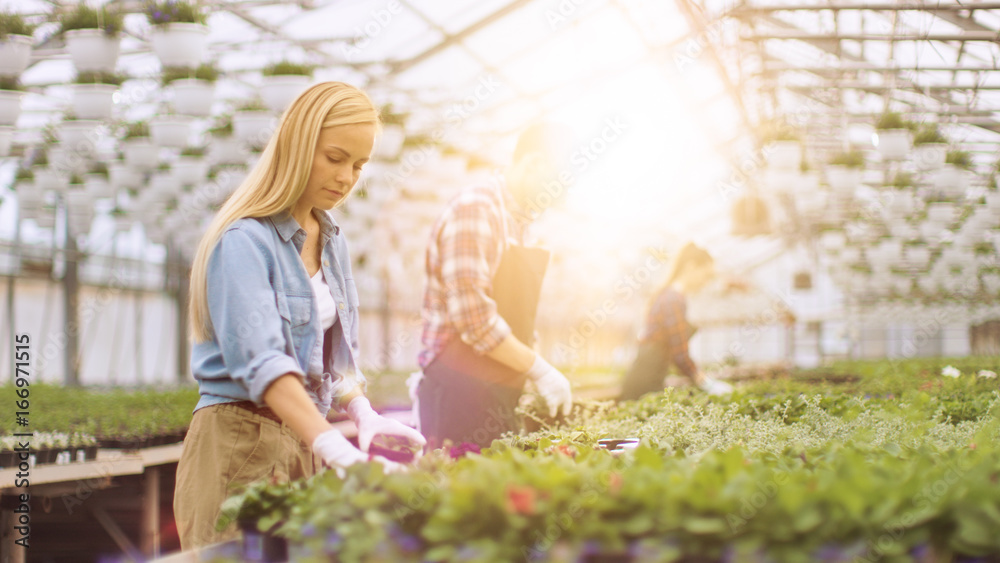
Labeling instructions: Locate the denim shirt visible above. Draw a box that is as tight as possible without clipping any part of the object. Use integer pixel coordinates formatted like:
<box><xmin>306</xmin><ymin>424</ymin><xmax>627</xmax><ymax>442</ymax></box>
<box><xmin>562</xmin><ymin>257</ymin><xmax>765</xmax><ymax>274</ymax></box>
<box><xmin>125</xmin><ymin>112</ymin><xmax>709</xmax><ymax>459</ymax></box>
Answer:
<box><xmin>190</xmin><ymin>210</ymin><xmax>365</xmax><ymax>417</ymax></box>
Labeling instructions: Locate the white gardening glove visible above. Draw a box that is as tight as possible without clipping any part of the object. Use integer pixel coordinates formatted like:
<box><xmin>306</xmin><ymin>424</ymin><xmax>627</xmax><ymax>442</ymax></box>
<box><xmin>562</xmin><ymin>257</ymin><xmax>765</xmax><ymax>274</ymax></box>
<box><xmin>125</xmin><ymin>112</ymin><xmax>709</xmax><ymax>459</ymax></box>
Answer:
<box><xmin>524</xmin><ymin>355</ymin><xmax>573</xmax><ymax>418</ymax></box>
<box><xmin>311</xmin><ymin>428</ymin><xmax>405</xmax><ymax>476</ymax></box>
<box><xmin>347</xmin><ymin>396</ymin><xmax>427</xmax><ymax>454</ymax></box>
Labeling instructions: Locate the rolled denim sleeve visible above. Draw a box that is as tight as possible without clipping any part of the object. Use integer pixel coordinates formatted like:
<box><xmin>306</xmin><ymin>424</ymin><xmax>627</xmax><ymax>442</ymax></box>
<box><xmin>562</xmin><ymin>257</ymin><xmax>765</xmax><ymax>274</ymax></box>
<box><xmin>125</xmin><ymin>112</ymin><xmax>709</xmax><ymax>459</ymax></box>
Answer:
<box><xmin>207</xmin><ymin>227</ymin><xmax>304</xmax><ymax>404</ymax></box>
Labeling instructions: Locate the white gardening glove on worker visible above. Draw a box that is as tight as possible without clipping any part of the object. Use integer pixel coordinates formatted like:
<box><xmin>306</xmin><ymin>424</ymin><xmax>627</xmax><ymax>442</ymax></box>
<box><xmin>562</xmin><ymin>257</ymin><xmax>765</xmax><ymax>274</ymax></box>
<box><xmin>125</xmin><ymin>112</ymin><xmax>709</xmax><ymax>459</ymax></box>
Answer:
<box><xmin>524</xmin><ymin>355</ymin><xmax>573</xmax><ymax>418</ymax></box>
<box><xmin>311</xmin><ymin>428</ymin><xmax>406</xmax><ymax>476</ymax></box>
<box><xmin>347</xmin><ymin>396</ymin><xmax>427</xmax><ymax>454</ymax></box>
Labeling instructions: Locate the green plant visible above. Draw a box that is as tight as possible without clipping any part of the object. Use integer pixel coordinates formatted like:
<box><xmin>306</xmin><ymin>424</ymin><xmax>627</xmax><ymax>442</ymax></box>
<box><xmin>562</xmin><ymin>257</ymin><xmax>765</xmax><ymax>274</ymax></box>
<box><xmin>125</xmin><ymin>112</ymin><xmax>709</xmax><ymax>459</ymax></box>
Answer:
<box><xmin>145</xmin><ymin>0</ymin><xmax>208</xmax><ymax>25</ymax></box>
<box><xmin>946</xmin><ymin>150</ymin><xmax>973</xmax><ymax>170</ymax></box>
<box><xmin>874</xmin><ymin>111</ymin><xmax>911</xmax><ymax>131</ymax></box>
<box><xmin>161</xmin><ymin>63</ymin><xmax>219</xmax><ymax>85</ymax></box>
<box><xmin>68</xmin><ymin>173</ymin><xmax>84</xmax><ymax>185</ymax></box>
<box><xmin>207</xmin><ymin>115</ymin><xmax>232</xmax><ymax>136</ymax></box>
<box><xmin>14</xmin><ymin>167</ymin><xmax>34</xmax><ymax>182</ymax></box>
<box><xmin>0</xmin><ymin>75</ymin><xmax>22</xmax><ymax>91</ymax></box>
<box><xmin>121</xmin><ymin>121</ymin><xmax>150</xmax><ymax>140</ymax></box>
<box><xmin>75</xmin><ymin>71</ymin><xmax>125</xmax><ymax>86</ymax></box>
<box><xmin>913</xmin><ymin>125</ymin><xmax>947</xmax><ymax>145</ymax></box>
<box><xmin>261</xmin><ymin>61</ymin><xmax>314</xmax><ymax>77</ymax></box>
<box><xmin>31</xmin><ymin>149</ymin><xmax>48</xmax><ymax>167</ymax></box>
<box><xmin>89</xmin><ymin>161</ymin><xmax>109</xmax><ymax>178</ymax></box>
<box><xmin>156</xmin><ymin>161</ymin><xmax>171</xmax><ymax>171</ymax></box>
<box><xmin>757</xmin><ymin>118</ymin><xmax>800</xmax><ymax>143</ymax></box>
<box><xmin>59</xmin><ymin>4</ymin><xmax>124</xmax><ymax>37</ymax></box>
<box><xmin>379</xmin><ymin>103</ymin><xmax>408</xmax><ymax>127</ymax></box>
<box><xmin>180</xmin><ymin>146</ymin><xmax>206</xmax><ymax>157</ymax></box>
<box><xmin>234</xmin><ymin>98</ymin><xmax>268</xmax><ymax>112</ymax></box>
<box><xmin>0</xmin><ymin>11</ymin><xmax>36</xmax><ymax>39</ymax></box>
<box><xmin>890</xmin><ymin>171</ymin><xmax>914</xmax><ymax>188</ymax></box>
<box><xmin>828</xmin><ymin>149</ymin><xmax>865</xmax><ymax>168</ymax></box>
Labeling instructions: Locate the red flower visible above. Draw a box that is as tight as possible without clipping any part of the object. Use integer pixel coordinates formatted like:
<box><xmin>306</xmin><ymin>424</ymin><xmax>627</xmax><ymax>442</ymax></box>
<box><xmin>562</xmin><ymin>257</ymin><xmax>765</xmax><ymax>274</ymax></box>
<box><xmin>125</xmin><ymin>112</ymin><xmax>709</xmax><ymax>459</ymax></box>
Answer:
<box><xmin>505</xmin><ymin>485</ymin><xmax>537</xmax><ymax>515</ymax></box>
<box><xmin>554</xmin><ymin>444</ymin><xmax>576</xmax><ymax>458</ymax></box>
<box><xmin>607</xmin><ymin>472</ymin><xmax>623</xmax><ymax>494</ymax></box>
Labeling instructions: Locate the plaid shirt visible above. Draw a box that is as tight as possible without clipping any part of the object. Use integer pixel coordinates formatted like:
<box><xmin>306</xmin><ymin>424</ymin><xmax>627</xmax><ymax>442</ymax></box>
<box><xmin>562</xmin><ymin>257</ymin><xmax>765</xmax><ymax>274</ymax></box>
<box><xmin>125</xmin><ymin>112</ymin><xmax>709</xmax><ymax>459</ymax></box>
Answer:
<box><xmin>639</xmin><ymin>287</ymin><xmax>697</xmax><ymax>379</ymax></box>
<box><xmin>418</xmin><ymin>184</ymin><xmax>527</xmax><ymax>368</ymax></box>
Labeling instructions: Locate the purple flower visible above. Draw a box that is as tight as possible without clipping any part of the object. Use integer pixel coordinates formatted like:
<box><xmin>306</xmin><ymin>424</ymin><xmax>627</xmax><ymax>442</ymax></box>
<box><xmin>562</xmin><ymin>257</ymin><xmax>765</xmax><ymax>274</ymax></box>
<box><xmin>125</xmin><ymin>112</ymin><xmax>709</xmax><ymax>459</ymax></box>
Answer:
<box><xmin>448</xmin><ymin>442</ymin><xmax>481</xmax><ymax>458</ymax></box>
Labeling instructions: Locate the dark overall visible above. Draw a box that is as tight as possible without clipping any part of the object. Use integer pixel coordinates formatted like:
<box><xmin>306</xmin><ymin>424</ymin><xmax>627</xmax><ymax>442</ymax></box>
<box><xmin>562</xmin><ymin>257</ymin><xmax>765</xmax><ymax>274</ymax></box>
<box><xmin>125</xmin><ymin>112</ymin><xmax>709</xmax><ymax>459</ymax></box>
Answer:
<box><xmin>418</xmin><ymin>241</ymin><xmax>550</xmax><ymax>449</ymax></box>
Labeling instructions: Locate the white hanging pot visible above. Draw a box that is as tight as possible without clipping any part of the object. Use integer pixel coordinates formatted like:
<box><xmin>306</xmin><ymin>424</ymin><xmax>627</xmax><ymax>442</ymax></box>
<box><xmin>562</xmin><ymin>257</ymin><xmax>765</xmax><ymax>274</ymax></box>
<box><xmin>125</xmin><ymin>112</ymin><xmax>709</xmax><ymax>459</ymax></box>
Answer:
<box><xmin>123</xmin><ymin>138</ymin><xmax>159</xmax><ymax>171</ymax></box>
<box><xmin>112</xmin><ymin>213</ymin><xmax>132</xmax><ymax>232</ymax></box>
<box><xmin>109</xmin><ymin>161</ymin><xmax>142</xmax><ymax>190</ymax></box>
<box><xmin>65</xmin><ymin>189</ymin><xmax>93</xmax><ymax>215</ymax></box>
<box><xmin>84</xmin><ymin>173</ymin><xmax>113</xmax><ymax>198</ymax></box>
<box><xmin>233</xmin><ymin>110</ymin><xmax>275</xmax><ymax>148</ymax></box>
<box><xmin>0</xmin><ymin>126</ymin><xmax>13</xmax><ymax>157</ymax></box>
<box><xmin>932</xmin><ymin>165</ymin><xmax>965</xmax><ymax>196</ymax></box>
<box><xmin>874</xmin><ymin>129</ymin><xmax>912</xmax><ymax>160</ymax></box>
<box><xmin>0</xmin><ymin>34</ymin><xmax>33</xmax><ymax>75</ymax></box>
<box><xmin>259</xmin><ymin>75</ymin><xmax>311</xmax><ymax>113</ymax></box>
<box><xmin>926</xmin><ymin>202</ymin><xmax>957</xmax><ymax>225</ymax></box>
<box><xmin>904</xmin><ymin>246</ymin><xmax>931</xmax><ymax>268</ymax></box>
<box><xmin>34</xmin><ymin>167</ymin><xmax>68</xmax><ymax>192</ymax></box>
<box><xmin>765</xmin><ymin>141</ymin><xmax>802</xmax><ymax>171</ymax></box>
<box><xmin>913</xmin><ymin>143</ymin><xmax>947</xmax><ymax>171</ymax></box>
<box><xmin>150</xmin><ymin>115</ymin><xmax>192</xmax><ymax>148</ymax></box>
<box><xmin>0</xmin><ymin>89</ymin><xmax>24</xmax><ymax>126</ymax></box>
<box><xmin>16</xmin><ymin>182</ymin><xmax>43</xmax><ymax>206</ymax></box>
<box><xmin>58</xmin><ymin>120</ymin><xmax>101</xmax><ymax>155</ymax></box>
<box><xmin>208</xmin><ymin>134</ymin><xmax>246</xmax><ymax>165</ymax></box>
<box><xmin>825</xmin><ymin>165</ymin><xmax>861</xmax><ymax>194</ymax></box>
<box><xmin>173</xmin><ymin>156</ymin><xmax>207</xmax><ymax>185</ymax></box>
<box><xmin>150</xmin><ymin>173</ymin><xmax>178</xmax><ymax>199</ymax></box>
<box><xmin>374</xmin><ymin>124</ymin><xmax>405</xmax><ymax>160</ymax></box>
<box><xmin>64</xmin><ymin>29</ymin><xmax>121</xmax><ymax>73</ymax></box>
<box><xmin>35</xmin><ymin>209</ymin><xmax>57</xmax><ymax>229</ymax></box>
<box><xmin>982</xmin><ymin>273</ymin><xmax>1000</xmax><ymax>293</ymax></box>
<box><xmin>170</xmin><ymin>78</ymin><xmax>214</xmax><ymax>117</ymax></box>
<box><xmin>71</xmin><ymin>83</ymin><xmax>117</xmax><ymax>120</ymax></box>
<box><xmin>149</xmin><ymin>23</ymin><xmax>209</xmax><ymax>68</ymax></box>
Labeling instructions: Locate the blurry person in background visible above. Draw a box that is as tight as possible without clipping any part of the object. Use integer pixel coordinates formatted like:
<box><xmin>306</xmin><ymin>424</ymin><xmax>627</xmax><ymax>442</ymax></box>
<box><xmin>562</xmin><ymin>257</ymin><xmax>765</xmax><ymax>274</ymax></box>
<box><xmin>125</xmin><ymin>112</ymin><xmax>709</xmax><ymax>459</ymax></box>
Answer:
<box><xmin>414</xmin><ymin>123</ymin><xmax>575</xmax><ymax>449</ymax></box>
<box><xmin>175</xmin><ymin>82</ymin><xmax>424</xmax><ymax>550</ymax></box>
<box><xmin>618</xmin><ymin>242</ymin><xmax>734</xmax><ymax>401</ymax></box>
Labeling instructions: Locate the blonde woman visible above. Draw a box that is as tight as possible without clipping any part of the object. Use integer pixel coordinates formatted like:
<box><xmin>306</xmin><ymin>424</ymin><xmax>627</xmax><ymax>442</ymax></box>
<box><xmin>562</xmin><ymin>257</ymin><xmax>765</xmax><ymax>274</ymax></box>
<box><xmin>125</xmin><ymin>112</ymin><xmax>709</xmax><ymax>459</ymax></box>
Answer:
<box><xmin>174</xmin><ymin>82</ymin><xmax>425</xmax><ymax>550</ymax></box>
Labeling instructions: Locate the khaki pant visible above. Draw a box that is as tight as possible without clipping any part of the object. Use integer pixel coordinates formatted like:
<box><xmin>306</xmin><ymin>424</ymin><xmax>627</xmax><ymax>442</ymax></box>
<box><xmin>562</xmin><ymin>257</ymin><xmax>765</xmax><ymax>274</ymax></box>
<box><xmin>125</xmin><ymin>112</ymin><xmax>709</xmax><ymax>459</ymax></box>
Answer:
<box><xmin>173</xmin><ymin>402</ymin><xmax>320</xmax><ymax>551</ymax></box>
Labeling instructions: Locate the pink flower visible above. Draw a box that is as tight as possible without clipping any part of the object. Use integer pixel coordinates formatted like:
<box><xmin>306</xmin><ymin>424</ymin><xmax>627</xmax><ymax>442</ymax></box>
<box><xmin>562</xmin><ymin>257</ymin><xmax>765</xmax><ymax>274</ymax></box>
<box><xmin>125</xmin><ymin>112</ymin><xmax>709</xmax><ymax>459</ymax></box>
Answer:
<box><xmin>505</xmin><ymin>485</ymin><xmax>537</xmax><ymax>515</ymax></box>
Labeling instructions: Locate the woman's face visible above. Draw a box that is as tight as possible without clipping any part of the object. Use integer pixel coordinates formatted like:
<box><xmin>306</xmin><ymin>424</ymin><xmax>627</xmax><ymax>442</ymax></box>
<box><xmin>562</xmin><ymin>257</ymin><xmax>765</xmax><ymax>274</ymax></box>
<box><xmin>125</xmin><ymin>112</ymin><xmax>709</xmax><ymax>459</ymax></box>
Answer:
<box><xmin>299</xmin><ymin>122</ymin><xmax>376</xmax><ymax>211</ymax></box>
<box><xmin>685</xmin><ymin>261</ymin><xmax>716</xmax><ymax>293</ymax></box>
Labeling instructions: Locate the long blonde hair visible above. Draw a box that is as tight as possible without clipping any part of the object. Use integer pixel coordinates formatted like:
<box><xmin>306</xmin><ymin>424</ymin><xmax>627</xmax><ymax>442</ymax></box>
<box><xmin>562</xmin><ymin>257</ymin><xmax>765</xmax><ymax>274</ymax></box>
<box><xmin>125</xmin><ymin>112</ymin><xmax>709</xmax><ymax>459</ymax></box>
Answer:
<box><xmin>188</xmin><ymin>82</ymin><xmax>379</xmax><ymax>342</ymax></box>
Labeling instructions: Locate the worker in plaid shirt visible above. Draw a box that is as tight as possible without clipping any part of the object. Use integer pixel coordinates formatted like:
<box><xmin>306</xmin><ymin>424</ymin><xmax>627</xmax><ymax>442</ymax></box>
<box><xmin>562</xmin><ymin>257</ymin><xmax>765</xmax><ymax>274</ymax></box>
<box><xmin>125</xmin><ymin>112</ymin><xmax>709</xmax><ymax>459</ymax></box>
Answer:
<box><xmin>619</xmin><ymin>242</ymin><xmax>734</xmax><ymax>400</ymax></box>
<box><xmin>415</xmin><ymin>123</ymin><xmax>574</xmax><ymax>448</ymax></box>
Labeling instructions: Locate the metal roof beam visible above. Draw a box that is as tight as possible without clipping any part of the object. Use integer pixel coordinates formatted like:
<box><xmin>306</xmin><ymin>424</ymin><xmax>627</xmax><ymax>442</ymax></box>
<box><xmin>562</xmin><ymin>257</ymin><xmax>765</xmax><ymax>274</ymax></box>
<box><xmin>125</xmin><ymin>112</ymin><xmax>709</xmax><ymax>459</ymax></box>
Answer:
<box><xmin>734</xmin><ymin>3</ymin><xmax>1000</xmax><ymax>12</ymax></box>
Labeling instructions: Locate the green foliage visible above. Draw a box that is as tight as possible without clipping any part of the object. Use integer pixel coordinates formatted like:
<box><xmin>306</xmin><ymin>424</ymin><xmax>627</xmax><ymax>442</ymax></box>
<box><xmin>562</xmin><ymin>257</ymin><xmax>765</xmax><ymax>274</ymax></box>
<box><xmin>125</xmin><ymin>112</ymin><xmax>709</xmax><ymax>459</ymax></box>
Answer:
<box><xmin>0</xmin><ymin>75</ymin><xmax>22</xmax><ymax>91</ymax></box>
<box><xmin>946</xmin><ymin>150</ymin><xmax>973</xmax><ymax>170</ymax></box>
<box><xmin>121</xmin><ymin>121</ymin><xmax>150</xmax><ymax>140</ymax></box>
<box><xmin>890</xmin><ymin>171</ymin><xmax>914</xmax><ymax>188</ymax></box>
<box><xmin>59</xmin><ymin>4</ymin><xmax>124</xmax><ymax>36</ymax></box>
<box><xmin>145</xmin><ymin>0</ymin><xmax>208</xmax><ymax>25</ymax></box>
<box><xmin>378</xmin><ymin>103</ymin><xmax>408</xmax><ymax>127</ymax></box>
<box><xmin>828</xmin><ymin>150</ymin><xmax>865</xmax><ymax>168</ymax></box>
<box><xmin>161</xmin><ymin>63</ymin><xmax>219</xmax><ymax>85</ymax></box>
<box><xmin>757</xmin><ymin>118</ymin><xmax>801</xmax><ymax>143</ymax></box>
<box><xmin>234</xmin><ymin>98</ymin><xmax>268</xmax><ymax>112</ymax></box>
<box><xmin>913</xmin><ymin>125</ymin><xmax>947</xmax><ymax>145</ymax></box>
<box><xmin>875</xmin><ymin>111</ymin><xmax>912</xmax><ymax>131</ymax></box>
<box><xmin>89</xmin><ymin>161</ymin><xmax>109</xmax><ymax>178</ymax></box>
<box><xmin>261</xmin><ymin>61</ymin><xmax>314</xmax><ymax>77</ymax></box>
<box><xmin>14</xmin><ymin>167</ymin><xmax>33</xmax><ymax>182</ymax></box>
<box><xmin>75</xmin><ymin>71</ymin><xmax>125</xmax><ymax>85</ymax></box>
<box><xmin>180</xmin><ymin>145</ymin><xmax>206</xmax><ymax>157</ymax></box>
<box><xmin>207</xmin><ymin>115</ymin><xmax>233</xmax><ymax>136</ymax></box>
<box><xmin>68</xmin><ymin>173</ymin><xmax>84</xmax><ymax>185</ymax></box>
<box><xmin>0</xmin><ymin>11</ymin><xmax>36</xmax><ymax>39</ymax></box>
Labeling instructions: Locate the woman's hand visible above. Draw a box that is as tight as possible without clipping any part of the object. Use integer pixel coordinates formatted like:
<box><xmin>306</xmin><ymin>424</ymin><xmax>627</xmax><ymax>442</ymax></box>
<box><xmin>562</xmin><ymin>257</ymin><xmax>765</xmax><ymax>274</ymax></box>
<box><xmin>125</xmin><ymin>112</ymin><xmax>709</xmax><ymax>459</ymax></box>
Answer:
<box><xmin>347</xmin><ymin>397</ymin><xmax>427</xmax><ymax>453</ymax></box>
<box><xmin>312</xmin><ymin>428</ymin><xmax>407</xmax><ymax>475</ymax></box>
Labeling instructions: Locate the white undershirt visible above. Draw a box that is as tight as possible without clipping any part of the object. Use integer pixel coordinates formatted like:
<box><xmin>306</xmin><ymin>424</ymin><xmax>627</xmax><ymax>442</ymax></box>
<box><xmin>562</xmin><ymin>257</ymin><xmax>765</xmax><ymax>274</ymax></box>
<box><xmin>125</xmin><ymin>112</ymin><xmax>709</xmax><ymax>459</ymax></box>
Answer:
<box><xmin>307</xmin><ymin>268</ymin><xmax>338</xmax><ymax>376</ymax></box>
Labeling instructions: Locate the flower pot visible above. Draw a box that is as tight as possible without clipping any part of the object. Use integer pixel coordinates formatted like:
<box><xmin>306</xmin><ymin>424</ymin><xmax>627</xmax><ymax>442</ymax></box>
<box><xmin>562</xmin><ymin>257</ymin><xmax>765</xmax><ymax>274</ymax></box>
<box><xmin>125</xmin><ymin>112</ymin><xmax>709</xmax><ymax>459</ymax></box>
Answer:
<box><xmin>233</xmin><ymin>110</ymin><xmax>275</xmax><ymax>148</ymax></box>
<box><xmin>71</xmin><ymin>83</ymin><xmax>117</xmax><ymax>120</ymax></box>
<box><xmin>374</xmin><ymin>124</ymin><xmax>405</xmax><ymax>160</ymax></box>
<box><xmin>0</xmin><ymin>34</ymin><xmax>33</xmax><ymax>75</ymax></box>
<box><xmin>926</xmin><ymin>202</ymin><xmax>957</xmax><ymax>225</ymax></box>
<box><xmin>0</xmin><ymin>89</ymin><xmax>24</xmax><ymax>126</ymax></box>
<box><xmin>904</xmin><ymin>246</ymin><xmax>931</xmax><ymax>269</ymax></box>
<box><xmin>209</xmin><ymin>135</ymin><xmax>247</xmax><ymax>165</ymax></box>
<box><xmin>150</xmin><ymin>115</ymin><xmax>192</xmax><ymax>148</ymax></box>
<box><xmin>174</xmin><ymin>156</ymin><xmax>207</xmax><ymax>185</ymax></box>
<box><xmin>875</xmin><ymin>129</ymin><xmax>912</xmax><ymax>160</ymax></box>
<box><xmin>0</xmin><ymin>126</ymin><xmax>13</xmax><ymax>157</ymax></box>
<box><xmin>0</xmin><ymin>450</ymin><xmax>16</xmax><ymax>468</ymax></box>
<box><xmin>149</xmin><ymin>23</ymin><xmax>209</xmax><ymax>68</ymax></box>
<box><xmin>259</xmin><ymin>74</ymin><xmax>311</xmax><ymax>113</ymax></box>
<box><xmin>64</xmin><ymin>29</ymin><xmax>121</xmax><ymax>73</ymax></box>
<box><xmin>766</xmin><ymin>140</ymin><xmax>802</xmax><ymax>170</ymax></box>
<box><xmin>122</xmin><ymin>138</ymin><xmax>159</xmax><ymax>171</ymax></box>
<box><xmin>825</xmin><ymin>165</ymin><xmax>861</xmax><ymax>194</ymax></box>
<box><xmin>931</xmin><ymin>165</ymin><xmax>968</xmax><ymax>199</ymax></box>
<box><xmin>65</xmin><ymin>189</ymin><xmax>93</xmax><ymax>215</ymax></box>
<box><xmin>169</xmin><ymin>78</ymin><xmax>214</xmax><ymax>117</ymax></box>
<box><xmin>34</xmin><ymin>167</ymin><xmax>68</xmax><ymax>192</ymax></box>
<box><xmin>85</xmin><ymin>173</ymin><xmax>113</xmax><ymax>198</ymax></box>
<box><xmin>58</xmin><ymin>120</ymin><xmax>102</xmax><ymax>155</ymax></box>
<box><xmin>913</xmin><ymin>143</ymin><xmax>947</xmax><ymax>171</ymax></box>
<box><xmin>150</xmin><ymin>172</ymin><xmax>178</xmax><ymax>198</ymax></box>
<box><xmin>109</xmin><ymin>161</ymin><xmax>142</xmax><ymax>190</ymax></box>
<box><xmin>85</xmin><ymin>445</ymin><xmax>98</xmax><ymax>461</ymax></box>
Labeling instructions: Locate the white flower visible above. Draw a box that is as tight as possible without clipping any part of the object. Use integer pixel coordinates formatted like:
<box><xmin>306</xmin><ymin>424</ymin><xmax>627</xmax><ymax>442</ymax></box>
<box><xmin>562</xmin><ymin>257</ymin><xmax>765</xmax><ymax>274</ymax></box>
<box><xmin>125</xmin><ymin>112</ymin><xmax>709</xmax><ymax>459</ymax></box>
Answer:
<box><xmin>977</xmin><ymin>370</ymin><xmax>997</xmax><ymax>379</ymax></box>
<box><xmin>941</xmin><ymin>365</ymin><xmax>961</xmax><ymax>378</ymax></box>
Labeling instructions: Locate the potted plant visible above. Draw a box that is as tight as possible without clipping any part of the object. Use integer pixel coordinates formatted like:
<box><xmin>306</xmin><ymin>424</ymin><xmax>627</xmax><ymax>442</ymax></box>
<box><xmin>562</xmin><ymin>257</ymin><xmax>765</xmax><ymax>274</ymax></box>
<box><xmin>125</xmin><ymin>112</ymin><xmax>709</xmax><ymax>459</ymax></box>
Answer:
<box><xmin>931</xmin><ymin>150</ymin><xmax>974</xmax><ymax>200</ymax></box>
<box><xmin>759</xmin><ymin>120</ymin><xmax>803</xmax><ymax>171</ymax></box>
<box><xmin>146</xmin><ymin>0</ymin><xmax>210</xmax><ymax>69</ymax></box>
<box><xmin>912</xmin><ymin>124</ymin><xmax>948</xmax><ymax>171</ymax></box>
<box><xmin>59</xmin><ymin>3</ymin><xmax>124</xmax><ymax>73</ymax></box>
<box><xmin>163</xmin><ymin>63</ymin><xmax>218</xmax><ymax>117</ymax></box>
<box><xmin>175</xmin><ymin>145</ymin><xmax>208</xmax><ymax>184</ymax></box>
<box><xmin>0</xmin><ymin>75</ymin><xmax>24</xmax><ymax>127</ymax></box>
<box><xmin>259</xmin><ymin>61</ymin><xmax>314</xmax><ymax>112</ymax></box>
<box><xmin>207</xmin><ymin>114</ymin><xmax>246</xmax><ymax>164</ymax></box>
<box><xmin>72</xmin><ymin>71</ymin><xmax>123</xmax><ymax>120</ymax></box>
<box><xmin>58</xmin><ymin>112</ymin><xmax>102</xmax><ymax>157</ymax></box>
<box><xmin>110</xmin><ymin>205</ymin><xmax>132</xmax><ymax>232</ymax></box>
<box><xmin>873</xmin><ymin>111</ymin><xmax>913</xmax><ymax>160</ymax></box>
<box><xmin>232</xmin><ymin>98</ymin><xmax>273</xmax><ymax>149</ymax></box>
<box><xmin>150</xmin><ymin>111</ymin><xmax>192</xmax><ymax>148</ymax></box>
<box><xmin>374</xmin><ymin>103</ymin><xmax>408</xmax><ymax>160</ymax></box>
<box><xmin>84</xmin><ymin>161</ymin><xmax>113</xmax><ymax>198</ymax></box>
<box><xmin>825</xmin><ymin>149</ymin><xmax>864</xmax><ymax>194</ymax></box>
<box><xmin>120</xmin><ymin>121</ymin><xmax>159</xmax><ymax>171</ymax></box>
<box><xmin>0</xmin><ymin>11</ymin><xmax>35</xmax><ymax>76</ymax></box>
